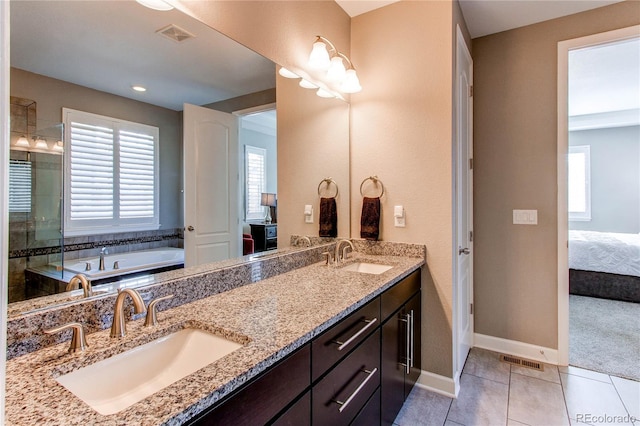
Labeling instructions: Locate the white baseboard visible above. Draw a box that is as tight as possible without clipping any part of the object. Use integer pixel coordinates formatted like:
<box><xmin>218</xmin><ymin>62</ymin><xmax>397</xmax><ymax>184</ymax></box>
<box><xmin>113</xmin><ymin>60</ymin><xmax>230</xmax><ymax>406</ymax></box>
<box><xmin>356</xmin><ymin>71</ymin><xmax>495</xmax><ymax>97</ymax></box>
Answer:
<box><xmin>474</xmin><ymin>333</ymin><xmax>559</xmax><ymax>365</ymax></box>
<box><xmin>415</xmin><ymin>370</ymin><xmax>458</xmax><ymax>398</ymax></box>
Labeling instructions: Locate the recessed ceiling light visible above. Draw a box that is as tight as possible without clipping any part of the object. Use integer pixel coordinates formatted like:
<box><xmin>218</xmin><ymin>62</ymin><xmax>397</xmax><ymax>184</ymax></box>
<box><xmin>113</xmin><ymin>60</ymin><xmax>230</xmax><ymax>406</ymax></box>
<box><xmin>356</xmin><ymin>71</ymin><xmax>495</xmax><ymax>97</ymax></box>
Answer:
<box><xmin>132</xmin><ymin>85</ymin><xmax>147</xmax><ymax>92</ymax></box>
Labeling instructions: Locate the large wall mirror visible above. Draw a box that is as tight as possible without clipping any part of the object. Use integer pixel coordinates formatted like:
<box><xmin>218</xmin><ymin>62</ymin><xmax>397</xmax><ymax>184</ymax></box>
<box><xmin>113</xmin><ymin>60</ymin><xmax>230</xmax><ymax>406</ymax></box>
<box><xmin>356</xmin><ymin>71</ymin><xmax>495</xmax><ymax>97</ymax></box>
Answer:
<box><xmin>6</xmin><ymin>0</ymin><xmax>350</xmax><ymax>315</ymax></box>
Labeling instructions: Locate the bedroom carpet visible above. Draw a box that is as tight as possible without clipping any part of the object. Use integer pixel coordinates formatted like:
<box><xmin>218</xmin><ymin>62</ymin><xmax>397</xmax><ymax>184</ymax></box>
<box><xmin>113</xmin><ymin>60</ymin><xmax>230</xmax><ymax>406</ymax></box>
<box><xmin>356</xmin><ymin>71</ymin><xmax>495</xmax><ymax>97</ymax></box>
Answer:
<box><xmin>570</xmin><ymin>294</ymin><xmax>640</xmax><ymax>381</ymax></box>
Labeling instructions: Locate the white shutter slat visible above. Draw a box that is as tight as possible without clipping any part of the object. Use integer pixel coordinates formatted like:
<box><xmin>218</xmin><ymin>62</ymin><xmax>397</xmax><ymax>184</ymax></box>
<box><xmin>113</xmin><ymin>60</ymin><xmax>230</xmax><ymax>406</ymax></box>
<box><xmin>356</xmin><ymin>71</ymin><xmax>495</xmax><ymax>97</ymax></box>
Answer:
<box><xmin>9</xmin><ymin>160</ymin><xmax>32</xmax><ymax>213</ymax></box>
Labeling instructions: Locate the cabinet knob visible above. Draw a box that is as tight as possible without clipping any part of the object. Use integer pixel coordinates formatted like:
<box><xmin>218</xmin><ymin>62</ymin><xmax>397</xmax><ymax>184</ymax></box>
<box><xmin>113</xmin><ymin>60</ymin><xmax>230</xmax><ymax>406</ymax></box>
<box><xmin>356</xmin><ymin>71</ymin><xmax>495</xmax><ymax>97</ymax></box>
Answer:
<box><xmin>187</xmin><ymin>225</ymin><xmax>195</xmax><ymax>232</ymax></box>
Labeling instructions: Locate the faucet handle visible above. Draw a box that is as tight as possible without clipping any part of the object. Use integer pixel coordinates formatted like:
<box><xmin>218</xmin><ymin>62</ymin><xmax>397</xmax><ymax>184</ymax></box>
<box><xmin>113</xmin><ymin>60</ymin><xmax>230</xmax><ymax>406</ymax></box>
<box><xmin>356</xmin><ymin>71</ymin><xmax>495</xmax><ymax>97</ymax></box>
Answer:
<box><xmin>322</xmin><ymin>251</ymin><xmax>334</xmax><ymax>265</ymax></box>
<box><xmin>144</xmin><ymin>295</ymin><xmax>174</xmax><ymax>327</ymax></box>
<box><xmin>44</xmin><ymin>322</ymin><xmax>88</xmax><ymax>353</ymax></box>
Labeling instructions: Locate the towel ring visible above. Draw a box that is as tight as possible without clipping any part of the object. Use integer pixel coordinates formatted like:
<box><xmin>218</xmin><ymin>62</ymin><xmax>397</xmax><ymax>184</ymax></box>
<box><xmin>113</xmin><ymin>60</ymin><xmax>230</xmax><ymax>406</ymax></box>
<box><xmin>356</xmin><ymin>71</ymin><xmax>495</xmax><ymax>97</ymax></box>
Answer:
<box><xmin>318</xmin><ymin>178</ymin><xmax>339</xmax><ymax>199</ymax></box>
<box><xmin>359</xmin><ymin>176</ymin><xmax>385</xmax><ymax>198</ymax></box>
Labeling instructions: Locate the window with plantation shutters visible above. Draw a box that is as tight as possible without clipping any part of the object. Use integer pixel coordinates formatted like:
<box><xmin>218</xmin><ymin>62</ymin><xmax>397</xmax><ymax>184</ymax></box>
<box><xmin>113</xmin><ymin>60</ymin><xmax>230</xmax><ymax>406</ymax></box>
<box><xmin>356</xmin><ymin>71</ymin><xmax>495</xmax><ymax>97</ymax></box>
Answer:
<box><xmin>245</xmin><ymin>145</ymin><xmax>267</xmax><ymax>221</ymax></box>
<box><xmin>63</xmin><ymin>108</ymin><xmax>159</xmax><ymax>236</ymax></box>
<box><xmin>9</xmin><ymin>159</ymin><xmax>32</xmax><ymax>213</ymax></box>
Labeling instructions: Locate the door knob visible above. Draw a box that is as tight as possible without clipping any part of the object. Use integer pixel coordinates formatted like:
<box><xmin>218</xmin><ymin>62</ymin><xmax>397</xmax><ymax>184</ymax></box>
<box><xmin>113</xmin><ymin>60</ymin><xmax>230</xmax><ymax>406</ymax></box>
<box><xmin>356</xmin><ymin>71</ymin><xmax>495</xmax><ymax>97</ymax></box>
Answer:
<box><xmin>187</xmin><ymin>226</ymin><xmax>195</xmax><ymax>232</ymax></box>
<box><xmin>458</xmin><ymin>247</ymin><xmax>470</xmax><ymax>255</ymax></box>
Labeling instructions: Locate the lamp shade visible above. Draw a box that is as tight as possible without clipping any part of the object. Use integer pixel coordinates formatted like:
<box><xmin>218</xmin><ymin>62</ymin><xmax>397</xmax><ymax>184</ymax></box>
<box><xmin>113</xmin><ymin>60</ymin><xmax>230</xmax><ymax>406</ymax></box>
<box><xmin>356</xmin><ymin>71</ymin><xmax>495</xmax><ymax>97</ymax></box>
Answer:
<box><xmin>316</xmin><ymin>88</ymin><xmax>335</xmax><ymax>98</ymax></box>
<box><xmin>278</xmin><ymin>67</ymin><xmax>299</xmax><ymax>79</ymax></box>
<box><xmin>135</xmin><ymin>0</ymin><xmax>173</xmax><ymax>10</ymax></box>
<box><xmin>15</xmin><ymin>136</ymin><xmax>30</xmax><ymax>147</ymax></box>
<box><xmin>341</xmin><ymin>69</ymin><xmax>362</xmax><ymax>93</ymax></box>
<box><xmin>308</xmin><ymin>40</ymin><xmax>331</xmax><ymax>70</ymax></box>
<box><xmin>299</xmin><ymin>79</ymin><xmax>317</xmax><ymax>89</ymax></box>
<box><xmin>34</xmin><ymin>137</ymin><xmax>48</xmax><ymax>149</ymax></box>
<box><xmin>260</xmin><ymin>193</ymin><xmax>277</xmax><ymax>207</ymax></box>
<box><xmin>327</xmin><ymin>56</ymin><xmax>346</xmax><ymax>82</ymax></box>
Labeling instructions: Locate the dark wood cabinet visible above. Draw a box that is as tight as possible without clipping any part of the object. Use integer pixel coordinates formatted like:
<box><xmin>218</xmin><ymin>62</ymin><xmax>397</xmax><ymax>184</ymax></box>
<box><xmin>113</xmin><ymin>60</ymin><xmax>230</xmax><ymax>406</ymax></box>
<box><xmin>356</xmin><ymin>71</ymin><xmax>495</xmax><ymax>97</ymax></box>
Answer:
<box><xmin>250</xmin><ymin>223</ymin><xmax>278</xmax><ymax>252</ymax></box>
<box><xmin>380</xmin><ymin>270</ymin><xmax>422</xmax><ymax>426</ymax></box>
<box><xmin>187</xmin><ymin>344</ymin><xmax>311</xmax><ymax>426</ymax></box>
<box><xmin>186</xmin><ymin>268</ymin><xmax>421</xmax><ymax>426</ymax></box>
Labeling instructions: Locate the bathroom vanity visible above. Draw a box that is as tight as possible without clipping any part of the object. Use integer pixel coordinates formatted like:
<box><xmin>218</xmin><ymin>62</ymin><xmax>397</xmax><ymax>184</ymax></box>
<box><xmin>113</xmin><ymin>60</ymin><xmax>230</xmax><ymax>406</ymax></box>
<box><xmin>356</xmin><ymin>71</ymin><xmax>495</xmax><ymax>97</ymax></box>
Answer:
<box><xmin>4</xmin><ymin>242</ymin><xmax>425</xmax><ymax>425</ymax></box>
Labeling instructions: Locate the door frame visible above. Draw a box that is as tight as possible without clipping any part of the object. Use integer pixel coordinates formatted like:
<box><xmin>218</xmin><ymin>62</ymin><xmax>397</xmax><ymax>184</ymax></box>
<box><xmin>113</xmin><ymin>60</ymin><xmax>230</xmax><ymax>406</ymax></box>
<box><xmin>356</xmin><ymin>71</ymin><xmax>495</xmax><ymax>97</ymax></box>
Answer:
<box><xmin>556</xmin><ymin>24</ymin><xmax>640</xmax><ymax>366</ymax></box>
<box><xmin>1</xmin><ymin>1</ymin><xmax>9</xmax><ymax>421</ymax></box>
<box><xmin>453</xmin><ymin>24</ymin><xmax>474</xmax><ymax>388</ymax></box>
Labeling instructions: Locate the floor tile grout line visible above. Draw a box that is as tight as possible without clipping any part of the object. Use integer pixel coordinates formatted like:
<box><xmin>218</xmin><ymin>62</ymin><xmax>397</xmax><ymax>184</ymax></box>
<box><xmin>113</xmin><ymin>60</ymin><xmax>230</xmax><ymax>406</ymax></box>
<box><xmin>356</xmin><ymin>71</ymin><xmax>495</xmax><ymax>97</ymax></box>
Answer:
<box><xmin>610</xmin><ymin>376</ymin><xmax>636</xmax><ymax>419</ymax></box>
<box><xmin>505</xmin><ymin>364</ymin><xmax>512</xmax><ymax>426</ymax></box>
<box><xmin>442</xmin><ymin>395</ymin><xmax>454</xmax><ymax>426</ymax></box>
<box><xmin>461</xmin><ymin>370</ymin><xmax>511</xmax><ymax>387</ymax></box>
<box><xmin>510</xmin><ymin>369</ymin><xmax>563</xmax><ymax>385</ymax></box>
<box><xmin>559</xmin><ymin>366</ymin><xmax>573</xmax><ymax>425</ymax></box>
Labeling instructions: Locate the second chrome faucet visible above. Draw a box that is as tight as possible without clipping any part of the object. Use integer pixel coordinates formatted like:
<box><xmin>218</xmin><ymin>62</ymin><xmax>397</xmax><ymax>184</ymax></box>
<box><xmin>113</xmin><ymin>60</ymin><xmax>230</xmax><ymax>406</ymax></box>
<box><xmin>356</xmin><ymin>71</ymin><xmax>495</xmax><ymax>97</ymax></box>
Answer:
<box><xmin>110</xmin><ymin>289</ymin><xmax>146</xmax><ymax>338</ymax></box>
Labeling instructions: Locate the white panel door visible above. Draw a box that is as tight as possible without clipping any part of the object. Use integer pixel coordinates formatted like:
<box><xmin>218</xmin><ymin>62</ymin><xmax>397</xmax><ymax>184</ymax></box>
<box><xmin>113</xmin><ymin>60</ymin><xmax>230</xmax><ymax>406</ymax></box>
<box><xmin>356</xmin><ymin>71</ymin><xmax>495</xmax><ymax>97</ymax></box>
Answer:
<box><xmin>455</xmin><ymin>27</ymin><xmax>474</xmax><ymax>377</ymax></box>
<box><xmin>183</xmin><ymin>103</ymin><xmax>239</xmax><ymax>267</ymax></box>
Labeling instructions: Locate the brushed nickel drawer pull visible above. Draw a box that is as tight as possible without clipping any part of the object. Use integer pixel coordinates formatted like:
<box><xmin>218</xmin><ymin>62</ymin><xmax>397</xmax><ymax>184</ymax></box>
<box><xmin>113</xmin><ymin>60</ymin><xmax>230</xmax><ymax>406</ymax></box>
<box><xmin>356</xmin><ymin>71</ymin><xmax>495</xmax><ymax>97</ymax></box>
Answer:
<box><xmin>332</xmin><ymin>318</ymin><xmax>378</xmax><ymax>351</ymax></box>
<box><xmin>333</xmin><ymin>367</ymin><xmax>378</xmax><ymax>413</ymax></box>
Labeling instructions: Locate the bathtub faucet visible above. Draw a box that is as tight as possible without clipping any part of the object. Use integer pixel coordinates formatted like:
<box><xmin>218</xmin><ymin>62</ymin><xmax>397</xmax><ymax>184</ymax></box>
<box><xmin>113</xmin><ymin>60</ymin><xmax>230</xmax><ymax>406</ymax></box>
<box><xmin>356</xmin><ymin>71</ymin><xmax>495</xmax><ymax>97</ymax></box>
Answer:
<box><xmin>99</xmin><ymin>247</ymin><xmax>109</xmax><ymax>271</ymax></box>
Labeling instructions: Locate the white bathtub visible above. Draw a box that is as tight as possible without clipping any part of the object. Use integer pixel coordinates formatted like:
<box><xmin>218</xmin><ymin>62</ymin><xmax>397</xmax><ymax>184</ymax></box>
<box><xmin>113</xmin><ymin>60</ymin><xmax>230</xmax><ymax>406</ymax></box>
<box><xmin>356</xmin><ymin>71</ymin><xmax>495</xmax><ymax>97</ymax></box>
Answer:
<box><xmin>53</xmin><ymin>248</ymin><xmax>184</xmax><ymax>280</ymax></box>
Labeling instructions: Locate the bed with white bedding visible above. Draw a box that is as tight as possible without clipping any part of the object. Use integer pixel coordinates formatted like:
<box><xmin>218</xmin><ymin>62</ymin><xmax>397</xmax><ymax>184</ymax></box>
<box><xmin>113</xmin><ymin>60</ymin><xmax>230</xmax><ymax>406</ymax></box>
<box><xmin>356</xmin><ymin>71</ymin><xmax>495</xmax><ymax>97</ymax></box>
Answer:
<box><xmin>569</xmin><ymin>230</ymin><xmax>640</xmax><ymax>302</ymax></box>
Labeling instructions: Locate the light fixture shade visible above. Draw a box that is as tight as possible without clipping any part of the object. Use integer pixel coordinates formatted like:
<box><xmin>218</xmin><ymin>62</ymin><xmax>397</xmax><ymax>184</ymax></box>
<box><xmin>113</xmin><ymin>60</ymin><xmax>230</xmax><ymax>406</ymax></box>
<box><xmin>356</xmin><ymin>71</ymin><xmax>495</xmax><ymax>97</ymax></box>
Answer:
<box><xmin>299</xmin><ymin>79</ymin><xmax>317</xmax><ymax>89</ymax></box>
<box><xmin>341</xmin><ymin>69</ymin><xmax>362</xmax><ymax>93</ymax></box>
<box><xmin>53</xmin><ymin>141</ymin><xmax>64</xmax><ymax>152</ymax></box>
<box><xmin>316</xmin><ymin>88</ymin><xmax>335</xmax><ymax>98</ymax></box>
<box><xmin>260</xmin><ymin>193</ymin><xmax>277</xmax><ymax>207</ymax></box>
<box><xmin>327</xmin><ymin>56</ymin><xmax>346</xmax><ymax>82</ymax></box>
<box><xmin>15</xmin><ymin>136</ymin><xmax>30</xmax><ymax>147</ymax></box>
<box><xmin>34</xmin><ymin>137</ymin><xmax>48</xmax><ymax>149</ymax></box>
<box><xmin>278</xmin><ymin>67</ymin><xmax>299</xmax><ymax>79</ymax></box>
<box><xmin>135</xmin><ymin>0</ymin><xmax>174</xmax><ymax>11</ymax></box>
<box><xmin>308</xmin><ymin>40</ymin><xmax>331</xmax><ymax>70</ymax></box>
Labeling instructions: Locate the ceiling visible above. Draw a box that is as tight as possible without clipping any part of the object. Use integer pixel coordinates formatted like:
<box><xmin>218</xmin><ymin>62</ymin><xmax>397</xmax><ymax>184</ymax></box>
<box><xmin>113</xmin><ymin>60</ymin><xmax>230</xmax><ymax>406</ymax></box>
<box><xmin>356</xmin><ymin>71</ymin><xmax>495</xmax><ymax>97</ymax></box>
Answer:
<box><xmin>10</xmin><ymin>1</ymin><xmax>275</xmax><ymax>111</ymax></box>
<box><xmin>335</xmin><ymin>0</ymin><xmax>625</xmax><ymax>38</ymax></box>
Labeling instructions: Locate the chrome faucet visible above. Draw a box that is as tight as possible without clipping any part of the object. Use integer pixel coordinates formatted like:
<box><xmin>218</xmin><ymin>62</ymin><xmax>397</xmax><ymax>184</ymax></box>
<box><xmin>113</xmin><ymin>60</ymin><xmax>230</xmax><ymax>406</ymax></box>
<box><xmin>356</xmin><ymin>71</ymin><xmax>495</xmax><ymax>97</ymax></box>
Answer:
<box><xmin>110</xmin><ymin>288</ymin><xmax>146</xmax><ymax>338</ymax></box>
<box><xmin>298</xmin><ymin>236</ymin><xmax>312</xmax><ymax>247</ymax></box>
<box><xmin>65</xmin><ymin>273</ymin><xmax>93</xmax><ymax>297</ymax></box>
<box><xmin>335</xmin><ymin>239</ymin><xmax>355</xmax><ymax>264</ymax></box>
<box><xmin>99</xmin><ymin>247</ymin><xmax>109</xmax><ymax>271</ymax></box>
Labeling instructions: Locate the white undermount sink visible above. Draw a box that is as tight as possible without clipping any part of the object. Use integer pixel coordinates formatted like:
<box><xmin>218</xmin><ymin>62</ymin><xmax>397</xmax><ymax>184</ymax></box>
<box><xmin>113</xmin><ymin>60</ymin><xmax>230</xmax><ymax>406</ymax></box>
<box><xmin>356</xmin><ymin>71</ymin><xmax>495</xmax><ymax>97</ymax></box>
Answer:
<box><xmin>55</xmin><ymin>328</ymin><xmax>244</xmax><ymax>415</ymax></box>
<box><xmin>340</xmin><ymin>262</ymin><xmax>393</xmax><ymax>275</ymax></box>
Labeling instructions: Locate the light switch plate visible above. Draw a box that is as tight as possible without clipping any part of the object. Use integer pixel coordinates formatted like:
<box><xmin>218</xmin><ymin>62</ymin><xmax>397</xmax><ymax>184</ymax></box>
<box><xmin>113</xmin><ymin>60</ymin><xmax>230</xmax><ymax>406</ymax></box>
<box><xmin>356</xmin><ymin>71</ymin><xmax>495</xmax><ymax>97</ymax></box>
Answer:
<box><xmin>513</xmin><ymin>209</ymin><xmax>537</xmax><ymax>225</ymax></box>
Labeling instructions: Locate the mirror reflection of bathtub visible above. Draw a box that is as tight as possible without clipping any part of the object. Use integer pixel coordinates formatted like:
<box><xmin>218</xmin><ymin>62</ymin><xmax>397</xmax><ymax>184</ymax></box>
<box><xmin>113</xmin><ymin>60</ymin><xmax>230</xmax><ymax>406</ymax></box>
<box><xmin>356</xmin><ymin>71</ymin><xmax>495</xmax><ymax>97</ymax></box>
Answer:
<box><xmin>26</xmin><ymin>248</ymin><xmax>184</xmax><ymax>295</ymax></box>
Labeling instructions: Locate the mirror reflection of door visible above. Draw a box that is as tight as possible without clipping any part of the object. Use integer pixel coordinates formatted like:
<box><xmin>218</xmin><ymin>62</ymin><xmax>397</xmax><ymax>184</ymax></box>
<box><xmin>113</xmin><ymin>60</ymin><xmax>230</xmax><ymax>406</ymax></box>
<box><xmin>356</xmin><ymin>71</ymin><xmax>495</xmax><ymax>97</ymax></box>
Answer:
<box><xmin>183</xmin><ymin>104</ymin><xmax>239</xmax><ymax>267</ymax></box>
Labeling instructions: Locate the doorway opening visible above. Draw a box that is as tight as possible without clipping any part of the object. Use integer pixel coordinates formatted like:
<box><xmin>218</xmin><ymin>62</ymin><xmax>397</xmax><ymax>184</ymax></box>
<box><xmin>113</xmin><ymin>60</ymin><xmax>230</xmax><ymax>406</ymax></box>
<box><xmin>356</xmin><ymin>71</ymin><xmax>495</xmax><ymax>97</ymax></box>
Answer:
<box><xmin>557</xmin><ymin>25</ymin><xmax>640</xmax><ymax>381</ymax></box>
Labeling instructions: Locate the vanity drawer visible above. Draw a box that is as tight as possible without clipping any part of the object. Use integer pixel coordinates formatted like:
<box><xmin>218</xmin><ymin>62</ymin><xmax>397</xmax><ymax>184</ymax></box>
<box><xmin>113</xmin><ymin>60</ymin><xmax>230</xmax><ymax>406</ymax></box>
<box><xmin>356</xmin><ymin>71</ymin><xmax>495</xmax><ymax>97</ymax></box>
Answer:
<box><xmin>312</xmin><ymin>298</ymin><xmax>380</xmax><ymax>381</ymax></box>
<box><xmin>188</xmin><ymin>344</ymin><xmax>310</xmax><ymax>426</ymax></box>
<box><xmin>312</xmin><ymin>329</ymin><xmax>380</xmax><ymax>425</ymax></box>
<box><xmin>381</xmin><ymin>269</ymin><xmax>420</xmax><ymax>320</ymax></box>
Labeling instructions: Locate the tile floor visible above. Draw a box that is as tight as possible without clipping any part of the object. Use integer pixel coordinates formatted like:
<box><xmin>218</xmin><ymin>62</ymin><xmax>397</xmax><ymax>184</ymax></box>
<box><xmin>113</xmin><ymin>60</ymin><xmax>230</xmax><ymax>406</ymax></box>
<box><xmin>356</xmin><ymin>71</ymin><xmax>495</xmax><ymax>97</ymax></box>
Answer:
<box><xmin>394</xmin><ymin>347</ymin><xmax>640</xmax><ymax>426</ymax></box>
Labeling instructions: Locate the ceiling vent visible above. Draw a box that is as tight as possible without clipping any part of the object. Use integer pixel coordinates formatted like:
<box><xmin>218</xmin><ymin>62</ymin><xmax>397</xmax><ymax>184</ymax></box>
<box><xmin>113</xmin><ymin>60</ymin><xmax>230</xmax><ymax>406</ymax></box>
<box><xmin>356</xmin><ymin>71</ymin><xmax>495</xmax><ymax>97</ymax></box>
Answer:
<box><xmin>156</xmin><ymin>24</ymin><xmax>195</xmax><ymax>43</ymax></box>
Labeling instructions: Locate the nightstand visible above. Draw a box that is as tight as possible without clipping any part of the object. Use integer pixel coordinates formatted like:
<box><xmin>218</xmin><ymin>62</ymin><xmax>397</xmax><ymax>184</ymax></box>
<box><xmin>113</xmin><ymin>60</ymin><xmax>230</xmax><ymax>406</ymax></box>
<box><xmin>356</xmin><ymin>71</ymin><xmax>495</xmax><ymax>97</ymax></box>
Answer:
<box><xmin>250</xmin><ymin>223</ymin><xmax>277</xmax><ymax>252</ymax></box>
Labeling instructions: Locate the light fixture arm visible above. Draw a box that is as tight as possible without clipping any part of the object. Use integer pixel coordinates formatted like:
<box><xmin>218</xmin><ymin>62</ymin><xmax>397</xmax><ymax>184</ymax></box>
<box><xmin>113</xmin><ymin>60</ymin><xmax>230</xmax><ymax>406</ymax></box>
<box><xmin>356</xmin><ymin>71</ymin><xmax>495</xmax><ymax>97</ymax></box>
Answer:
<box><xmin>335</xmin><ymin>51</ymin><xmax>356</xmax><ymax>70</ymax></box>
<box><xmin>316</xmin><ymin>35</ymin><xmax>337</xmax><ymax>55</ymax></box>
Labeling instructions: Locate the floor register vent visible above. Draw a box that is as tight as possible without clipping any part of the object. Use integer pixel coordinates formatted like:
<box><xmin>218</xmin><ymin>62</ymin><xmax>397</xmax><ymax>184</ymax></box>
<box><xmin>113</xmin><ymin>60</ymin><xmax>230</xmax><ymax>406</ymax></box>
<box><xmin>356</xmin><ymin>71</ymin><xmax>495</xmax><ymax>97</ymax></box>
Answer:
<box><xmin>499</xmin><ymin>354</ymin><xmax>544</xmax><ymax>371</ymax></box>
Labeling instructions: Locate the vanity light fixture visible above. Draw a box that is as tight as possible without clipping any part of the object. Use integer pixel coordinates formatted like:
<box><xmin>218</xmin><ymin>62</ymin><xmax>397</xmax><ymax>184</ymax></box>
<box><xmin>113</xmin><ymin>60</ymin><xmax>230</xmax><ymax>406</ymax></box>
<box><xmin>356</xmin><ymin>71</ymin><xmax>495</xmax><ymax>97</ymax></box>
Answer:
<box><xmin>15</xmin><ymin>135</ymin><xmax>30</xmax><ymax>147</ymax></box>
<box><xmin>278</xmin><ymin>67</ymin><xmax>300</xmax><ymax>79</ymax></box>
<box><xmin>299</xmin><ymin>79</ymin><xmax>318</xmax><ymax>89</ymax></box>
<box><xmin>316</xmin><ymin>88</ymin><xmax>335</xmax><ymax>98</ymax></box>
<box><xmin>307</xmin><ymin>36</ymin><xmax>362</xmax><ymax>93</ymax></box>
<box><xmin>34</xmin><ymin>136</ymin><xmax>48</xmax><ymax>150</ymax></box>
<box><xmin>132</xmin><ymin>85</ymin><xmax>147</xmax><ymax>92</ymax></box>
<box><xmin>135</xmin><ymin>0</ymin><xmax>174</xmax><ymax>11</ymax></box>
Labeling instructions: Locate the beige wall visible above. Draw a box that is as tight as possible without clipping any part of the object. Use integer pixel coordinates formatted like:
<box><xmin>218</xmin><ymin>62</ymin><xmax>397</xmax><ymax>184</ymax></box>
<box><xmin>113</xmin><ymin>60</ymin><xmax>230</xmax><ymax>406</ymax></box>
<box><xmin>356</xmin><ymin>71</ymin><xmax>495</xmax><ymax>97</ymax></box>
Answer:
<box><xmin>473</xmin><ymin>1</ymin><xmax>640</xmax><ymax>348</ymax></box>
<box><xmin>277</xmin><ymin>75</ymin><xmax>350</xmax><ymax>241</ymax></box>
<box><xmin>351</xmin><ymin>1</ymin><xmax>456</xmax><ymax>377</ymax></box>
<box><xmin>10</xmin><ymin>68</ymin><xmax>183</xmax><ymax>230</ymax></box>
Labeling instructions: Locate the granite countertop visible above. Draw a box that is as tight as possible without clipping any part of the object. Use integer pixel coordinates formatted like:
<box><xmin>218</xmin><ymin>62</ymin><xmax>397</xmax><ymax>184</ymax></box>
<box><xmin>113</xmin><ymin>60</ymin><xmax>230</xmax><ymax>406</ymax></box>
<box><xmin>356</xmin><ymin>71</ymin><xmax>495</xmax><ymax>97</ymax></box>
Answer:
<box><xmin>5</xmin><ymin>252</ymin><xmax>424</xmax><ymax>425</ymax></box>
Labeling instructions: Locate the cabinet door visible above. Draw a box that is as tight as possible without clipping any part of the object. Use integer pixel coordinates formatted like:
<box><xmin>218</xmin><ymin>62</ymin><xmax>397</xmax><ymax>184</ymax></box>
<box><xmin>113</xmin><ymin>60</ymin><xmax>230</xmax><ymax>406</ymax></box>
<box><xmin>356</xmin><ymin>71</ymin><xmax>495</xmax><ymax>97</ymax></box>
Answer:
<box><xmin>380</xmin><ymin>313</ymin><xmax>406</xmax><ymax>426</ymax></box>
<box><xmin>405</xmin><ymin>291</ymin><xmax>421</xmax><ymax>398</ymax></box>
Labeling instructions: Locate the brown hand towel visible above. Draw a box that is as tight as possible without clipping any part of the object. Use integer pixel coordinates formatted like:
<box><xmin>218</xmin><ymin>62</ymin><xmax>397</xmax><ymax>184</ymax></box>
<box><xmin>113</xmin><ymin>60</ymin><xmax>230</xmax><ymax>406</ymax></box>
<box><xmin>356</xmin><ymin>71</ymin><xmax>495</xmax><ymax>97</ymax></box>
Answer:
<box><xmin>319</xmin><ymin>197</ymin><xmax>338</xmax><ymax>237</ymax></box>
<box><xmin>360</xmin><ymin>197</ymin><xmax>380</xmax><ymax>241</ymax></box>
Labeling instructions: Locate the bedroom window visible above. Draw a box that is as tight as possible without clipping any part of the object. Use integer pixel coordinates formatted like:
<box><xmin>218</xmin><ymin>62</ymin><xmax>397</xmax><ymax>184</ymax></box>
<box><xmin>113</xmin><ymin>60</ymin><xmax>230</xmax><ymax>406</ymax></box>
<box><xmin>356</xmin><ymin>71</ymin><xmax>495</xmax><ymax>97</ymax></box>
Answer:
<box><xmin>63</xmin><ymin>108</ymin><xmax>160</xmax><ymax>236</ymax></box>
<box><xmin>568</xmin><ymin>145</ymin><xmax>591</xmax><ymax>221</ymax></box>
<box><xmin>245</xmin><ymin>145</ymin><xmax>267</xmax><ymax>221</ymax></box>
